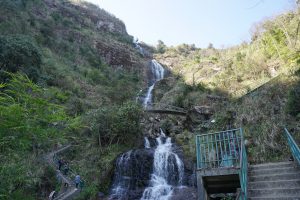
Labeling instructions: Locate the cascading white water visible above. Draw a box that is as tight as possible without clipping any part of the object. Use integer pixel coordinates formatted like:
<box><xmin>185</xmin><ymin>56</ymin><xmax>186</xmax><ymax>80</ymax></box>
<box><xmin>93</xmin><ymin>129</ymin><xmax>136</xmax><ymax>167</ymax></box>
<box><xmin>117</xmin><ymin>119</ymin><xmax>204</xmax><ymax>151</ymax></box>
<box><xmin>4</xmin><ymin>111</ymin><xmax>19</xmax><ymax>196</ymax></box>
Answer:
<box><xmin>109</xmin><ymin>150</ymin><xmax>133</xmax><ymax>199</ymax></box>
<box><xmin>143</xmin><ymin>60</ymin><xmax>165</xmax><ymax>108</ymax></box>
<box><xmin>141</xmin><ymin>132</ymin><xmax>184</xmax><ymax>200</ymax></box>
<box><xmin>133</xmin><ymin>38</ymin><xmax>145</xmax><ymax>56</ymax></box>
<box><xmin>144</xmin><ymin>137</ymin><xmax>151</xmax><ymax>148</ymax></box>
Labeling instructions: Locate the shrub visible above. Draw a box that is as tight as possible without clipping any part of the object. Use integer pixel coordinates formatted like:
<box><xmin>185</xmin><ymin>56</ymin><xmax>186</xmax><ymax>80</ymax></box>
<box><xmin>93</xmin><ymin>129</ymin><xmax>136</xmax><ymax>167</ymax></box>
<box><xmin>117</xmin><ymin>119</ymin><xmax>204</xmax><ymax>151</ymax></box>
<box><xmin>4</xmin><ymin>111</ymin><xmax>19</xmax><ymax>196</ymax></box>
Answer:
<box><xmin>0</xmin><ymin>35</ymin><xmax>42</xmax><ymax>79</ymax></box>
<box><xmin>286</xmin><ymin>80</ymin><xmax>300</xmax><ymax>117</ymax></box>
<box><xmin>85</xmin><ymin>101</ymin><xmax>142</xmax><ymax>147</ymax></box>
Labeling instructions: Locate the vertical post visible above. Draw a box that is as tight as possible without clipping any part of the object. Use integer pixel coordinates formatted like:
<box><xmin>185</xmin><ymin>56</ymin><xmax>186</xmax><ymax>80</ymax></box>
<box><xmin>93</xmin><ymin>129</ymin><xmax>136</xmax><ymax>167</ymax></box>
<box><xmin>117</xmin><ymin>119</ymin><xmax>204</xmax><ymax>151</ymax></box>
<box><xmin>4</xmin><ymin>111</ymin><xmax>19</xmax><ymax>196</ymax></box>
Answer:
<box><xmin>214</xmin><ymin>133</ymin><xmax>220</xmax><ymax>167</ymax></box>
<box><xmin>196</xmin><ymin>135</ymin><xmax>200</xmax><ymax>169</ymax></box>
<box><xmin>219</xmin><ymin>132</ymin><xmax>223</xmax><ymax>166</ymax></box>
<box><xmin>196</xmin><ymin>173</ymin><xmax>208</xmax><ymax>200</ymax></box>
<box><xmin>207</xmin><ymin>135</ymin><xmax>210</xmax><ymax>167</ymax></box>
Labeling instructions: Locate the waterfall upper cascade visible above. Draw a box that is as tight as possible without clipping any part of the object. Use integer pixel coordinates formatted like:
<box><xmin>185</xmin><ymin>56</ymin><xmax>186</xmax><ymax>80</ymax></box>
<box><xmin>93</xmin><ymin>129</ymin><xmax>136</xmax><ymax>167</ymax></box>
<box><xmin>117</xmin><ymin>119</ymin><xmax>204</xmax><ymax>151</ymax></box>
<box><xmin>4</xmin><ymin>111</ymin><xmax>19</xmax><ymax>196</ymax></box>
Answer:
<box><xmin>109</xmin><ymin>131</ymin><xmax>185</xmax><ymax>200</ymax></box>
<box><xmin>133</xmin><ymin>39</ymin><xmax>145</xmax><ymax>56</ymax></box>
<box><xmin>143</xmin><ymin>60</ymin><xmax>165</xmax><ymax>108</ymax></box>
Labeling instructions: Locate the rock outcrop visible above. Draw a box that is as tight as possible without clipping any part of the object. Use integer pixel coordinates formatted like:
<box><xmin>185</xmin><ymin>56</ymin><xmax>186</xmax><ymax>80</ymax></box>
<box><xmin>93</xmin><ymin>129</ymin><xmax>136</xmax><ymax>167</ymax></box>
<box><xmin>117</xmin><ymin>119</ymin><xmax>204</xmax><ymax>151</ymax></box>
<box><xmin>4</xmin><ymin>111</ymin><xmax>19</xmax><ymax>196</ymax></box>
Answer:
<box><xmin>185</xmin><ymin>106</ymin><xmax>214</xmax><ymax>130</ymax></box>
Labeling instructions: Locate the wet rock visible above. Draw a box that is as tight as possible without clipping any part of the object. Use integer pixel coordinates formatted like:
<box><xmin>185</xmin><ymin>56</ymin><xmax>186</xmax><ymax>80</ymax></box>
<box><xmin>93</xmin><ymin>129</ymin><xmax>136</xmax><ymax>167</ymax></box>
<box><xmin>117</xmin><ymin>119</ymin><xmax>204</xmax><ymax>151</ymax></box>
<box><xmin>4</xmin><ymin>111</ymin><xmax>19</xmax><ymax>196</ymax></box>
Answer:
<box><xmin>97</xmin><ymin>192</ymin><xmax>105</xmax><ymax>200</ymax></box>
<box><xmin>109</xmin><ymin>148</ymin><xmax>155</xmax><ymax>199</ymax></box>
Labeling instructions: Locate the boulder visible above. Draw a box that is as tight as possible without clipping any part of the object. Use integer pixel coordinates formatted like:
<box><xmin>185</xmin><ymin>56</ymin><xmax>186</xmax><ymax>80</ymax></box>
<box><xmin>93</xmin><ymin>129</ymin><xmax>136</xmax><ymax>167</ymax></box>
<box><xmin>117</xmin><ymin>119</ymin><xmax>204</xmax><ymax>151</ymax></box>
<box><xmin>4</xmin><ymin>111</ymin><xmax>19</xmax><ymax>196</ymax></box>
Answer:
<box><xmin>109</xmin><ymin>148</ymin><xmax>155</xmax><ymax>199</ymax></box>
<box><xmin>184</xmin><ymin>106</ymin><xmax>214</xmax><ymax>130</ymax></box>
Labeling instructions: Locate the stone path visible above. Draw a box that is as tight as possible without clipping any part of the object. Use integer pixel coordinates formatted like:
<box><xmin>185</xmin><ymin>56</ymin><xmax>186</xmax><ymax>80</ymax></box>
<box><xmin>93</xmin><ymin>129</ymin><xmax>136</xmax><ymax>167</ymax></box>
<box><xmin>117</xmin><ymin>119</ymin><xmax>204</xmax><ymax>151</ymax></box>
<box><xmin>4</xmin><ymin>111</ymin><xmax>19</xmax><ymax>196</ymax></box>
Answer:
<box><xmin>46</xmin><ymin>145</ymin><xmax>80</xmax><ymax>200</ymax></box>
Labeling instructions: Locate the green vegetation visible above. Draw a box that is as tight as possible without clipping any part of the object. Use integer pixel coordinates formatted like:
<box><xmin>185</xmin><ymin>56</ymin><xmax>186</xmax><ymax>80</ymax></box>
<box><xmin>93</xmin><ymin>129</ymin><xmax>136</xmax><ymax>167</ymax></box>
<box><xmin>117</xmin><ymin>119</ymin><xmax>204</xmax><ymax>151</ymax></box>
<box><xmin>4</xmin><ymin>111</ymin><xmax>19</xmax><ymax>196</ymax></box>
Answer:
<box><xmin>286</xmin><ymin>79</ymin><xmax>300</xmax><ymax>117</ymax></box>
<box><xmin>155</xmin><ymin>7</ymin><xmax>300</xmax><ymax>163</ymax></box>
<box><xmin>0</xmin><ymin>35</ymin><xmax>41</xmax><ymax>74</ymax></box>
<box><xmin>156</xmin><ymin>10</ymin><xmax>300</xmax><ymax>97</ymax></box>
<box><xmin>1</xmin><ymin>0</ymin><xmax>299</xmax><ymax>198</ymax></box>
<box><xmin>0</xmin><ymin>0</ymin><xmax>145</xmax><ymax>199</ymax></box>
<box><xmin>0</xmin><ymin>73</ymin><xmax>67</xmax><ymax>199</ymax></box>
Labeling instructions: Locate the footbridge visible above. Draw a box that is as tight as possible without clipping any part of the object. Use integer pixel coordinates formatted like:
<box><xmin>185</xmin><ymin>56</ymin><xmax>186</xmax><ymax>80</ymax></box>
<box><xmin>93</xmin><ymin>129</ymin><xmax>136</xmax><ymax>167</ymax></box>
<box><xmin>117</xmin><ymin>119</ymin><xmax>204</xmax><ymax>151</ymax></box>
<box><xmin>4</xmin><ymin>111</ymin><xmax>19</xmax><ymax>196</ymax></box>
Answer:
<box><xmin>144</xmin><ymin>103</ymin><xmax>187</xmax><ymax>115</ymax></box>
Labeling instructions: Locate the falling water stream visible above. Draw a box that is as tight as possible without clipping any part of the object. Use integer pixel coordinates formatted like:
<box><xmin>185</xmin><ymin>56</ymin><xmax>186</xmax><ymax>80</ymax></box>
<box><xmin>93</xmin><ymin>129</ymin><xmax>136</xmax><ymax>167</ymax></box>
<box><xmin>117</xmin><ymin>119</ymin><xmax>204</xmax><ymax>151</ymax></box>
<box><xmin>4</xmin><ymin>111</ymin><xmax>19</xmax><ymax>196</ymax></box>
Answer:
<box><xmin>143</xmin><ymin>60</ymin><xmax>165</xmax><ymax>108</ymax></box>
<box><xmin>109</xmin><ymin>131</ymin><xmax>185</xmax><ymax>200</ymax></box>
<box><xmin>141</xmin><ymin>131</ymin><xmax>184</xmax><ymax>200</ymax></box>
<box><xmin>109</xmin><ymin>42</ymin><xmax>185</xmax><ymax>200</ymax></box>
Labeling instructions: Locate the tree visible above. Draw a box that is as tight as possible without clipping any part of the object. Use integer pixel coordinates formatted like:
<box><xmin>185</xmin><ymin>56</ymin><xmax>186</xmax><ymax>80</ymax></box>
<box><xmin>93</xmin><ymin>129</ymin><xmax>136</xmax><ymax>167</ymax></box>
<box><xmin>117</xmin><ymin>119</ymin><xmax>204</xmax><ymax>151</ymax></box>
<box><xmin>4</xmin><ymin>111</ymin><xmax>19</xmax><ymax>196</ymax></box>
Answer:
<box><xmin>0</xmin><ymin>35</ymin><xmax>42</xmax><ymax>73</ymax></box>
<box><xmin>207</xmin><ymin>43</ymin><xmax>214</xmax><ymax>49</ymax></box>
<box><xmin>156</xmin><ymin>40</ymin><xmax>167</xmax><ymax>53</ymax></box>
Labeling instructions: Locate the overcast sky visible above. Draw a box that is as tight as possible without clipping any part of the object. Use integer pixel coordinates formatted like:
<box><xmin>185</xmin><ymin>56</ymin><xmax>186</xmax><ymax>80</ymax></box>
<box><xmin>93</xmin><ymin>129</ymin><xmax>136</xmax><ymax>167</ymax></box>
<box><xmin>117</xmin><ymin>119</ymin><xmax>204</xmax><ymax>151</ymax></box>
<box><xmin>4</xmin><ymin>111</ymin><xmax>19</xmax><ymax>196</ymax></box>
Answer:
<box><xmin>86</xmin><ymin>0</ymin><xmax>296</xmax><ymax>48</ymax></box>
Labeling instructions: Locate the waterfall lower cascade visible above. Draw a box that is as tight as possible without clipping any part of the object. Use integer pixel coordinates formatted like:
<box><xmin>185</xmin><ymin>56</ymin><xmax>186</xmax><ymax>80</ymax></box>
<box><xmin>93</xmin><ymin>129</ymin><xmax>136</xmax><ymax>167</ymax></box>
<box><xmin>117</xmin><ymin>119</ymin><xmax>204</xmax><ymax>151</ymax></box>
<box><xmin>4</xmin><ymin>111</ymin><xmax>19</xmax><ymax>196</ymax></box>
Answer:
<box><xmin>109</xmin><ymin>131</ymin><xmax>185</xmax><ymax>200</ymax></box>
<box><xmin>141</xmin><ymin>131</ymin><xmax>184</xmax><ymax>200</ymax></box>
<box><xmin>143</xmin><ymin>60</ymin><xmax>165</xmax><ymax>108</ymax></box>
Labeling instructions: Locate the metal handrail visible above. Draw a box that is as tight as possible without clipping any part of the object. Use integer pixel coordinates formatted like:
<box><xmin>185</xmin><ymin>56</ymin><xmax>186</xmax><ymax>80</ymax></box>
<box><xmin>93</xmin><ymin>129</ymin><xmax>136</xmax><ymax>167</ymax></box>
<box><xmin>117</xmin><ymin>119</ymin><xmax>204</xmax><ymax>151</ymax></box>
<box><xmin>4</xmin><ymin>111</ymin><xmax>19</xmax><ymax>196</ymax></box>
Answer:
<box><xmin>195</xmin><ymin>128</ymin><xmax>248</xmax><ymax>199</ymax></box>
<box><xmin>238</xmin><ymin>128</ymin><xmax>247</xmax><ymax>200</ymax></box>
<box><xmin>284</xmin><ymin>128</ymin><xmax>300</xmax><ymax>165</ymax></box>
<box><xmin>196</xmin><ymin>128</ymin><xmax>243</xmax><ymax>169</ymax></box>
<box><xmin>198</xmin><ymin>129</ymin><xmax>240</xmax><ymax>137</ymax></box>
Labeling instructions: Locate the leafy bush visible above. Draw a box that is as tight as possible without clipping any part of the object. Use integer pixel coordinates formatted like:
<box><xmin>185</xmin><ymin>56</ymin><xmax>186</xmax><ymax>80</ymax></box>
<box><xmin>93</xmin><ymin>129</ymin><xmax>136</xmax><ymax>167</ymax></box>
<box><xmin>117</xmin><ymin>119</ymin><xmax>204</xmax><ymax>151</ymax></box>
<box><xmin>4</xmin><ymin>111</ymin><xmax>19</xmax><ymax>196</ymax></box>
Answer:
<box><xmin>0</xmin><ymin>35</ymin><xmax>42</xmax><ymax>81</ymax></box>
<box><xmin>0</xmin><ymin>73</ymin><xmax>68</xmax><ymax>198</ymax></box>
<box><xmin>156</xmin><ymin>40</ymin><xmax>167</xmax><ymax>54</ymax></box>
<box><xmin>85</xmin><ymin>101</ymin><xmax>143</xmax><ymax>147</ymax></box>
<box><xmin>286</xmin><ymin>80</ymin><xmax>300</xmax><ymax>117</ymax></box>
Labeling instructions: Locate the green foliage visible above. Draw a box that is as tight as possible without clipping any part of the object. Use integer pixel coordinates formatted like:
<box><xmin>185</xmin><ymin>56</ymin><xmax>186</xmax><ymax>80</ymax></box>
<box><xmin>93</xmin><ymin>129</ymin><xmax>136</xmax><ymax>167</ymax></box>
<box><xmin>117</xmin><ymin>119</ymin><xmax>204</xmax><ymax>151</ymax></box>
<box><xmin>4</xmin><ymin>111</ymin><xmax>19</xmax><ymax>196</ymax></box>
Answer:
<box><xmin>286</xmin><ymin>80</ymin><xmax>300</xmax><ymax>117</ymax></box>
<box><xmin>156</xmin><ymin>40</ymin><xmax>167</xmax><ymax>54</ymax></box>
<box><xmin>0</xmin><ymin>0</ymin><xmax>145</xmax><ymax>198</ymax></box>
<box><xmin>0</xmin><ymin>73</ymin><xmax>68</xmax><ymax>198</ymax></box>
<box><xmin>207</xmin><ymin>43</ymin><xmax>214</xmax><ymax>49</ymax></box>
<box><xmin>0</xmin><ymin>0</ymin><xmax>28</xmax><ymax>10</ymax></box>
<box><xmin>86</xmin><ymin>101</ymin><xmax>143</xmax><ymax>146</ymax></box>
<box><xmin>0</xmin><ymin>35</ymin><xmax>42</xmax><ymax>81</ymax></box>
<box><xmin>0</xmin><ymin>35</ymin><xmax>41</xmax><ymax>72</ymax></box>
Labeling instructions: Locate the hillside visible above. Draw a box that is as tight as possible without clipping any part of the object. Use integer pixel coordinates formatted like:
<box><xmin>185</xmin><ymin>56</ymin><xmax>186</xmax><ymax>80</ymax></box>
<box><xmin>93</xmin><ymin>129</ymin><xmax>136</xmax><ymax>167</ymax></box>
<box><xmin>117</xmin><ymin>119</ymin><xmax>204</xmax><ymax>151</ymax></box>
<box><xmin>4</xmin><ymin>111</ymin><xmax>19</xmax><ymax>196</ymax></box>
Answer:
<box><xmin>153</xmin><ymin>8</ymin><xmax>300</xmax><ymax>163</ymax></box>
<box><xmin>0</xmin><ymin>0</ymin><xmax>148</xmax><ymax>199</ymax></box>
<box><xmin>1</xmin><ymin>0</ymin><xmax>300</xmax><ymax>199</ymax></box>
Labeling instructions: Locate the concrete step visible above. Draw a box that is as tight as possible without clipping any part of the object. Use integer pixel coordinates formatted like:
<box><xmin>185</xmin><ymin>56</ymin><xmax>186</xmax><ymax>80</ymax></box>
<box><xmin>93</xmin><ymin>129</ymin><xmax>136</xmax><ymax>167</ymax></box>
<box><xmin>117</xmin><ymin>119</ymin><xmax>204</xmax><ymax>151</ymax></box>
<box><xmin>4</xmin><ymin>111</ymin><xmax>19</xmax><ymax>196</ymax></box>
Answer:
<box><xmin>250</xmin><ymin>161</ymin><xmax>293</xmax><ymax>170</ymax></box>
<box><xmin>249</xmin><ymin>166</ymin><xmax>299</xmax><ymax>176</ymax></box>
<box><xmin>249</xmin><ymin>172</ymin><xmax>300</xmax><ymax>182</ymax></box>
<box><xmin>248</xmin><ymin>179</ymin><xmax>300</xmax><ymax>189</ymax></box>
<box><xmin>248</xmin><ymin>188</ymin><xmax>300</xmax><ymax>197</ymax></box>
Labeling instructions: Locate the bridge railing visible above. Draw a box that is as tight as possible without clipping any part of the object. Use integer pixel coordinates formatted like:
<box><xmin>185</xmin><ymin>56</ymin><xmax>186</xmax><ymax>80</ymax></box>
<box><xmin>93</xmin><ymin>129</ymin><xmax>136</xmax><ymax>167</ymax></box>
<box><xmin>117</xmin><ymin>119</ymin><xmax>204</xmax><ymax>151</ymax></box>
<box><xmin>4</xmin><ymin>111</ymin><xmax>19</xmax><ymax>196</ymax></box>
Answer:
<box><xmin>196</xmin><ymin>128</ymin><xmax>243</xmax><ymax>169</ymax></box>
<box><xmin>238</xmin><ymin>128</ymin><xmax>247</xmax><ymax>200</ymax></box>
<box><xmin>196</xmin><ymin>128</ymin><xmax>247</xmax><ymax>199</ymax></box>
<box><xmin>284</xmin><ymin>128</ymin><xmax>300</xmax><ymax>165</ymax></box>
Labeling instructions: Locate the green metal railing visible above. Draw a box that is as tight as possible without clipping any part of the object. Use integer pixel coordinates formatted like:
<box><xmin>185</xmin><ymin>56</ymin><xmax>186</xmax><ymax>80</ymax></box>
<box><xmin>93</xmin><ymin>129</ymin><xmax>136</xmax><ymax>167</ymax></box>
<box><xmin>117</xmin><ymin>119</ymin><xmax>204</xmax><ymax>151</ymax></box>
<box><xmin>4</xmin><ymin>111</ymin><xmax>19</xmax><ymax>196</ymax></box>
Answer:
<box><xmin>284</xmin><ymin>128</ymin><xmax>300</xmax><ymax>165</ymax></box>
<box><xmin>238</xmin><ymin>128</ymin><xmax>247</xmax><ymax>200</ymax></box>
<box><xmin>196</xmin><ymin>128</ymin><xmax>242</xmax><ymax>169</ymax></box>
<box><xmin>195</xmin><ymin>128</ymin><xmax>247</xmax><ymax>199</ymax></box>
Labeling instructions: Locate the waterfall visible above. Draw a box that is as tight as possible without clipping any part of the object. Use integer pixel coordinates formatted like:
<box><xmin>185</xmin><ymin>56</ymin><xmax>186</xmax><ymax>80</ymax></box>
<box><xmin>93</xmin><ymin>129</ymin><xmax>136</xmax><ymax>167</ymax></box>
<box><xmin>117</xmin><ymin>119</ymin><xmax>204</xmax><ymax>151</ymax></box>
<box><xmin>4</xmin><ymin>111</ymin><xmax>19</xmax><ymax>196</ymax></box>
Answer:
<box><xmin>133</xmin><ymin>38</ymin><xmax>145</xmax><ymax>56</ymax></box>
<box><xmin>109</xmin><ymin>150</ymin><xmax>133</xmax><ymax>199</ymax></box>
<box><xmin>141</xmin><ymin>132</ymin><xmax>184</xmax><ymax>200</ymax></box>
<box><xmin>144</xmin><ymin>137</ymin><xmax>151</xmax><ymax>148</ymax></box>
<box><xmin>109</xmin><ymin>131</ymin><xmax>185</xmax><ymax>200</ymax></box>
<box><xmin>143</xmin><ymin>60</ymin><xmax>165</xmax><ymax>108</ymax></box>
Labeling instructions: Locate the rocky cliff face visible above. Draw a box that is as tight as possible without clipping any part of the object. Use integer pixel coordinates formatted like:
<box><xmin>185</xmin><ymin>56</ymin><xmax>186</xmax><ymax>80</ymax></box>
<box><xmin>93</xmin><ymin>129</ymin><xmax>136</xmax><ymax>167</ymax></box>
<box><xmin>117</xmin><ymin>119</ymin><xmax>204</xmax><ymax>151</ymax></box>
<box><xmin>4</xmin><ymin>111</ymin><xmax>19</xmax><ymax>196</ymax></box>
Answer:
<box><xmin>45</xmin><ymin>0</ymin><xmax>127</xmax><ymax>35</ymax></box>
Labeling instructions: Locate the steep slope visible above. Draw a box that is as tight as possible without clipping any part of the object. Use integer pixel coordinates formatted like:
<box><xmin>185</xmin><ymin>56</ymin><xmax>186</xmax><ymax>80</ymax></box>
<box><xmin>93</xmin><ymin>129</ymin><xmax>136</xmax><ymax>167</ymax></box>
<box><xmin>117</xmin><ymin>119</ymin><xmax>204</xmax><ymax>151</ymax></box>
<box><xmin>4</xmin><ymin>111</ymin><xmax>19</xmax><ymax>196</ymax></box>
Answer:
<box><xmin>153</xmin><ymin>7</ymin><xmax>300</xmax><ymax>163</ymax></box>
<box><xmin>0</xmin><ymin>0</ymin><xmax>148</xmax><ymax>199</ymax></box>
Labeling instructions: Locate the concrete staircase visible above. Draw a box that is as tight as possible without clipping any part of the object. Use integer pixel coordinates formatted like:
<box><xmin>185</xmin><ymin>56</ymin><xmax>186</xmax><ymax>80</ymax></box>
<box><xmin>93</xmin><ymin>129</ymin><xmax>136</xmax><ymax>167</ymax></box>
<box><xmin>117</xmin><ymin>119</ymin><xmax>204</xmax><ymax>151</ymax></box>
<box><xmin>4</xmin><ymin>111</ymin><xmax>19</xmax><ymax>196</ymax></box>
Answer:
<box><xmin>248</xmin><ymin>161</ymin><xmax>300</xmax><ymax>200</ymax></box>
